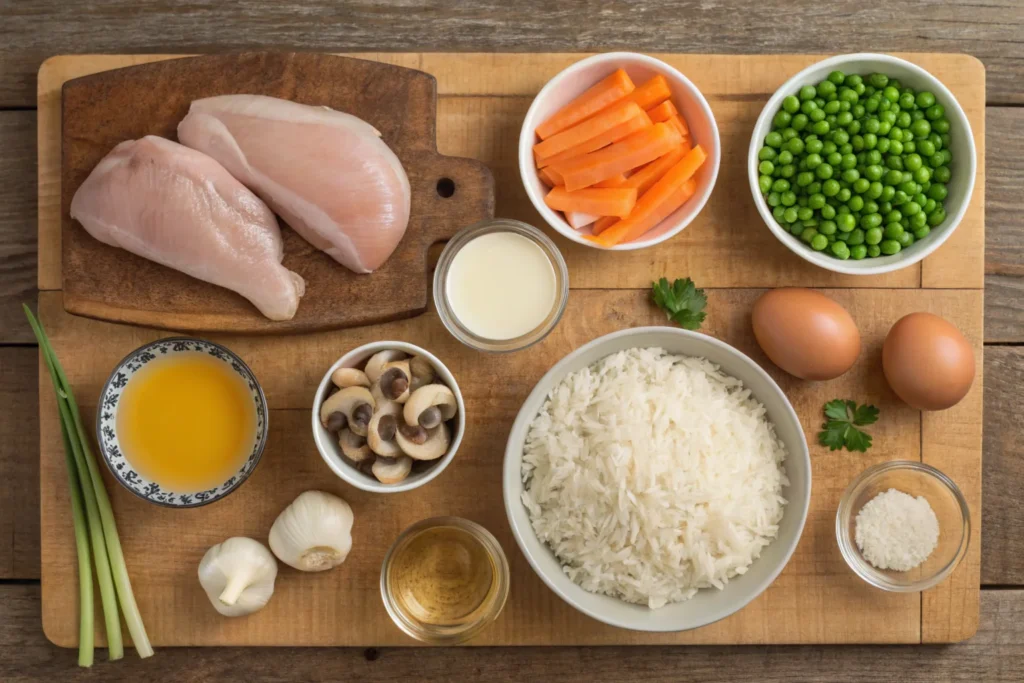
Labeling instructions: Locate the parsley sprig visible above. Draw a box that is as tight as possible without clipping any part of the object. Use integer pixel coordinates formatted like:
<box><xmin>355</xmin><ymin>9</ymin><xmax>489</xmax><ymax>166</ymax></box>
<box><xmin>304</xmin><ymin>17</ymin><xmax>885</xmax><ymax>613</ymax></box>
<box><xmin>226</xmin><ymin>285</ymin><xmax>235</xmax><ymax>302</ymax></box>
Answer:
<box><xmin>818</xmin><ymin>399</ymin><xmax>879</xmax><ymax>453</ymax></box>
<box><xmin>651</xmin><ymin>277</ymin><xmax>707</xmax><ymax>331</ymax></box>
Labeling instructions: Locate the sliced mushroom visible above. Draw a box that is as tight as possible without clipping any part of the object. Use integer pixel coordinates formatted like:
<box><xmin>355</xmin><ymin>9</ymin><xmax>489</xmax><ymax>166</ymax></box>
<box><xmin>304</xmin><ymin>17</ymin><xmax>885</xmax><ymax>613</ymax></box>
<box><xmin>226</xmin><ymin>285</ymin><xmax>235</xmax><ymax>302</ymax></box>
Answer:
<box><xmin>372</xmin><ymin>454</ymin><xmax>413</xmax><ymax>484</ymax></box>
<box><xmin>398</xmin><ymin>421</ymin><xmax>428</xmax><ymax>445</ymax></box>
<box><xmin>331</xmin><ymin>367</ymin><xmax>370</xmax><ymax>389</ymax></box>
<box><xmin>365</xmin><ymin>349</ymin><xmax>408</xmax><ymax>383</ymax></box>
<box><xmin>367</xmin><ymin>401</ymin><xmax>403</xmax><ymax>458</ymax></box>
<box><xmin>370</xmin><ymin>381</ymin><xmax>386</xmax><ymax>404</ymax></box>
<box><xmin>409</xmin><ymin>356</ymin><xmax>436</xmax><ymax>391</ymax></box>
<box><xmin>338</xmin><ymin>429</ymin><xmax>371</xmax><ymax>463</ymax></box>
<box><xmin>379</xmin><ymin>360</ymin><xmax>412</xmax><ymax>403</ymax></box>
<box><xmin>319</xmin><ymin>386</ymin><xmax>375</xmax><ymax>437</ymax></box>
<box><xmin>396</xmin><ymin>422</ymin><xmax>451</xmax><ymax>461</ymax></box>
<box><xmin>403</xmin><ymin>384</ymin><xmax>458</xmax><ymax>428</ymax></box>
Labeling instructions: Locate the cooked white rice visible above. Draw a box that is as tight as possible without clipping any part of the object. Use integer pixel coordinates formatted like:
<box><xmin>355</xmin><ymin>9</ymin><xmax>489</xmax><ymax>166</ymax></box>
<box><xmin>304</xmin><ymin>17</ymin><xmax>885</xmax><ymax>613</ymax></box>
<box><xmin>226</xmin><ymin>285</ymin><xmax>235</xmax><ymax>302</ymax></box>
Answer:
<box><xmin>521</xmin><ymin>347</ymin><xmax>788</xmax><ymax>609</ymax></box>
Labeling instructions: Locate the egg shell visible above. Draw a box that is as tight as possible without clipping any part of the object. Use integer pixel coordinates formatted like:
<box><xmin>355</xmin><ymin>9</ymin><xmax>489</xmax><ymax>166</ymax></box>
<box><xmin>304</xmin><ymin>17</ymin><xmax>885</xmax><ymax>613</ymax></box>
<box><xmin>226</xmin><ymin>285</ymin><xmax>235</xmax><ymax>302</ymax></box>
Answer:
<box><xmin>882</xmin><ymin>312</ymin><xmax>975</xmax><ymax>411</ymax></box>
<box><xmin>751</xmin><ymin>288</ymin><xmax>861</xmax><ymax>381</ymax></box>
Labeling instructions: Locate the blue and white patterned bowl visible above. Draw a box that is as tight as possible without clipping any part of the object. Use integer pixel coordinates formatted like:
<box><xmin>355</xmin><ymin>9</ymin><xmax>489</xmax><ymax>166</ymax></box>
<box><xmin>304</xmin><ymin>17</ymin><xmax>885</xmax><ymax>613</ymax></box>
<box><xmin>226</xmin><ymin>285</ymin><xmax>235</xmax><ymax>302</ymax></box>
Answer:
<box><xmin>96</xmin><ymin>337</ymin><xmax>268</xmax><ymax>508</ymax></box>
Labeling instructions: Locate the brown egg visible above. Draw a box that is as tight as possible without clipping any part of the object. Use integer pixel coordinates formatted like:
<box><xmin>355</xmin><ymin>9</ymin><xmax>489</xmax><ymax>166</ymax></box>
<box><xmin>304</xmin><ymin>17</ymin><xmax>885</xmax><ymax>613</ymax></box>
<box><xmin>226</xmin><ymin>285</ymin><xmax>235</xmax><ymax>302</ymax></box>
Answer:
<box><xmin>882</xmin><ymin>312</ymin><xmax>975</xmax><ymax>411</ymax></box>
<box><xmin>752</xmin><ymin>288</ymin><xmax>861</xmax><ymax>380</ymax></box>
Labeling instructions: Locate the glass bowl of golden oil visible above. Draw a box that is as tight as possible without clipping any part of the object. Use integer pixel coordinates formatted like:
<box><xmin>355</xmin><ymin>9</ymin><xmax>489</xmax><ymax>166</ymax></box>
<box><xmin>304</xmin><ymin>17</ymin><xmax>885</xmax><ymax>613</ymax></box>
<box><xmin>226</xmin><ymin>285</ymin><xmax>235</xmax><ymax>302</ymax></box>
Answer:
<box><xmin>381</xmin><ymin>517</ymin><xmax>510</xmax><ymax>644</ymax></box>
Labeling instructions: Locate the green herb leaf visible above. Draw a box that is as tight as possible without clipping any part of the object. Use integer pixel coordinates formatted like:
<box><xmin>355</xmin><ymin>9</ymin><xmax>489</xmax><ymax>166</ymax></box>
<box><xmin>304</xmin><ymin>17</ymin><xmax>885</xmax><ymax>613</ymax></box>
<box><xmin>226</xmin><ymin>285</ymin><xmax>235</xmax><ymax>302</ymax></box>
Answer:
<box><xmin>817</xmin><ymin>399</ymin><xmax>879</xmax><ymax>452</ymax></box>
<box><xmin>651</xmin><ymin>277</ymin><xmax>708</xmax><ymax>331</ymax></box>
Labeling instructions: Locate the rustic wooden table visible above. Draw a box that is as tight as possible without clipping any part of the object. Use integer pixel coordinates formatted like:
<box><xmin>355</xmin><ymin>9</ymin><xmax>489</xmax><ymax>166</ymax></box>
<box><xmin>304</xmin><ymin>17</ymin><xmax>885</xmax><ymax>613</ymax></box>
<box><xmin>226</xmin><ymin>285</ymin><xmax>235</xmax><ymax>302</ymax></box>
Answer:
<box><xmin>1</xmin><ymin>1</ymin><xmax>1023</xmax><ymax>680</ymax></box>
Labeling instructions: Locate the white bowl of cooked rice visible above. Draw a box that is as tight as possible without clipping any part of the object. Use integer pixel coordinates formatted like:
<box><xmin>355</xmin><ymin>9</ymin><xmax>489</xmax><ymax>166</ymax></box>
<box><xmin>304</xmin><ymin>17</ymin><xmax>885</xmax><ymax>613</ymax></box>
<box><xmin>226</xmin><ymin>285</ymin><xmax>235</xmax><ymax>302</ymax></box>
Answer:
<box><xmin>503</xmin><ymin>327</ymin><xmax>811</xmax><ymax>632</ymax></box>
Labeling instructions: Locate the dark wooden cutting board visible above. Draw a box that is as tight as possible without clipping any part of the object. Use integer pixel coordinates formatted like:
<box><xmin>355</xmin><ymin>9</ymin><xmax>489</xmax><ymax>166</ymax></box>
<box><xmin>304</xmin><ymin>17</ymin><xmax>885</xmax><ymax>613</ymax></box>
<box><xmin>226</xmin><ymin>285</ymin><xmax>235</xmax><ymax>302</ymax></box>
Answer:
<box><xmin>61</xmin><ymin>52</ymin><xmax>495</xmax><ymax>334</ymax></box>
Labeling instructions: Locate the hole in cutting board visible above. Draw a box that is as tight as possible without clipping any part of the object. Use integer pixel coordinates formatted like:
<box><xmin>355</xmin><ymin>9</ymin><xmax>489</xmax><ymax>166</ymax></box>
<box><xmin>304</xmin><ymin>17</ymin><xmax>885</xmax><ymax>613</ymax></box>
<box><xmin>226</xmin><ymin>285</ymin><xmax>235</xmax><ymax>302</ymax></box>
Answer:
<box><xmin>436</xmin><ymin>177</ymin><xmax>456</xmax><ymax>198</ymax></box>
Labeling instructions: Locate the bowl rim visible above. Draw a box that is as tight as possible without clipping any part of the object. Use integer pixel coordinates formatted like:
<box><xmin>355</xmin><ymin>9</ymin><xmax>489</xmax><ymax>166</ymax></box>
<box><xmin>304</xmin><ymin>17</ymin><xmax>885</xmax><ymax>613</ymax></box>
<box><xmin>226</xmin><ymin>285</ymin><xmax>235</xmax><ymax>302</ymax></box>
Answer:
<box><xmin>311</xmin><ymin>340</ymin><xmax>466</xmax><ymax>494</ymax></box>
<box><xmin>835</xmin><ymin>459</ymin><xmax>971</xmax><ymax>592</ymax></box>
<box><xmin>502</xmin><ymin>325</ymin><xmax>811</xmax><ymax>631</ymax></box>
<box><xmin>518</xmin><ymin>51</ymin><xmax>721</xmax><ymax>251</ymax></box>
<box><xmin>95</xmin><ymin>336</ymin><xmax>269</xmax><ymax>508</ymax></box>
<box><xmin>747</xmin><ymin>52</ymin><xmax>977</xmax><ymax>275</ymax></box>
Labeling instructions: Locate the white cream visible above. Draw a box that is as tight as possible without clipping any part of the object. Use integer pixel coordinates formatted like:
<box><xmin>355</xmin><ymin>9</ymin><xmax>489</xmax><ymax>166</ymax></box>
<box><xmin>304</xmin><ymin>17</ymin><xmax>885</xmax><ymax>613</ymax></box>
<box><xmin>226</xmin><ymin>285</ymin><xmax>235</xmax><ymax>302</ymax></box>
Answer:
<box><xmin>445</xmin><ymin>231</ymin><xmax>556</xmax><ymax>340</ymax></box>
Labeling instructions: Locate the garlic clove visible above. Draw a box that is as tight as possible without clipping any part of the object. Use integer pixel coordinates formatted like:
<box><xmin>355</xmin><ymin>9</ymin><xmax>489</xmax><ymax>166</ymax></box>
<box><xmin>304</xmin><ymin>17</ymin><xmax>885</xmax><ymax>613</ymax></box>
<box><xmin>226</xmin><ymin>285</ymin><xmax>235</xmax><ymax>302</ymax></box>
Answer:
<box><xmin>198</xmin><ymin>537</ymin><xmax>278</xmax><ymax>617</ymax></box>
<box><xmin>268</xmin><ymin>490</ymin><xmax>354</xmax><ymax>572</ymax></box>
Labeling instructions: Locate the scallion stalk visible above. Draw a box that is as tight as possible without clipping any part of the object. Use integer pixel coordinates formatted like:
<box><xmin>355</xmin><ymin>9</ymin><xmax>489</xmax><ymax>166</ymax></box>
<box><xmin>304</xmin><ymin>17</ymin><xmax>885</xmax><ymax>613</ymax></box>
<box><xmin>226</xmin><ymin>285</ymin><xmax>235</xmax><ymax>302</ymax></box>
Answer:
<box><xmin>60</xmin><ymin>418</ymin><xmax>94</xmax><ymax>667</ymax></box>
<box><xmin>25</xmin><ymin>305</ymin><xmax>153</xmax><ymax>659</ymax></box>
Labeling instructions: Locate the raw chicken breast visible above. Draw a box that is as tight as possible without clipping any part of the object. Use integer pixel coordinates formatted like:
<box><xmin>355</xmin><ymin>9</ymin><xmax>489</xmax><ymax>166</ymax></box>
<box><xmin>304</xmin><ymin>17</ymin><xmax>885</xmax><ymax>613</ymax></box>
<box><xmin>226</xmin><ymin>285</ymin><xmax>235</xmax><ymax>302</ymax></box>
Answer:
<box><xmin>177</xmin><ymin>95</ymin><xmax>411</xmax><ymax>274</ymax></box>
<box><xmin>70</xmin><ymin>136</ymin><xmax>305</xmax><ymax>321</ymax></box>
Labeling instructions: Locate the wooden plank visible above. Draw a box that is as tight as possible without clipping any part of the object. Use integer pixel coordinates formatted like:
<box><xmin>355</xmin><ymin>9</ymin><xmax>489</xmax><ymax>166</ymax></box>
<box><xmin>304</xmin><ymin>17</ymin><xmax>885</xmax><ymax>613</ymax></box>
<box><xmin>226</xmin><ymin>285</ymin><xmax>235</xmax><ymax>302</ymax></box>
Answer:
<box><xmin>0</xmin><ymin>348</ymin><xmax>40</xmax><ymax>579</ymax></box>
<box><xmin>982</xmin><ymin>348</ymin><xmax>1024</xmax><ymax>586</ymax></box>
<box><xmin>37</xmin><ymin>287</ymin><xmax>982</xmax><ymax>646</ymax></box>
<box><xmin>2</xmin><ymin>584</ymin><xmax>1024</xmax><ymax>681</ymax></box>
<box><xmin>0</xmin><ymin>112</ymin><xmax>37</xmax><ymax>344</ymax></box>
<box><xmin>984</xmin><ymin>108</ymin><xmax>1024</xmax><ymax>343</ymax></box>
<box><xmin>37</xmin><ymin>53</ymin><xmax>985</xmax><ymax>293</ymax></box>
<box><xmin>921</xmin><ymin>295</ymin><xmax>984</xmax><ymax>642</ymax></box>
<box><xmin>2</xmin><ymin>0</ymin><xmax>1024</xmax><ymax>107</ymax></box>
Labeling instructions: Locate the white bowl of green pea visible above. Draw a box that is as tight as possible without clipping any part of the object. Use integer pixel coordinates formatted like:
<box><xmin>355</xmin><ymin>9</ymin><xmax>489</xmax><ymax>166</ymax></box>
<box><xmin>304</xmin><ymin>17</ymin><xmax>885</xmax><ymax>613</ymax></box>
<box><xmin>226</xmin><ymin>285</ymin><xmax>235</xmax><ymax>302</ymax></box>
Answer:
<box><xmin>748</xmin><ymin>53</ymin><xmax>976</xmax><ymax>275</ymax></box>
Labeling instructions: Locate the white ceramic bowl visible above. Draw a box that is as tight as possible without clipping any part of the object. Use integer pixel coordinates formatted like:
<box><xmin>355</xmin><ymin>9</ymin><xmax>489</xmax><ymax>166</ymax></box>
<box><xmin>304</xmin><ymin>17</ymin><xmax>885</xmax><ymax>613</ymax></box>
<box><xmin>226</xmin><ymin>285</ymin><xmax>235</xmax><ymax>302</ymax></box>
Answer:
<box><xmin>520</xmin><ymin>52</ymin><xmax>721</xmax><ymax>250</ymax></box>
<box><xmin>312</xmin><ymin>341</ymin><xmax>465</xmax><ymax>493</ymax></box>
<box><xmin>748</xmin><ymin>53</ymin><xmax>977</xmax><ymax>275</ymax></box>
<box><xmin>503</xmin><ymin>327</ymin><xmax>811</xmax><ymax>632</ymax></box>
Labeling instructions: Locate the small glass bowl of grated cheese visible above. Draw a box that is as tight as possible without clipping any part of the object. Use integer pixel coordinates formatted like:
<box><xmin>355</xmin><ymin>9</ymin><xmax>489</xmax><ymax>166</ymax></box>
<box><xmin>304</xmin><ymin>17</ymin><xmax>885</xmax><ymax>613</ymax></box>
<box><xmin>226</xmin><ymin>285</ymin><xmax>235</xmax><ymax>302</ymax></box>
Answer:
<box><xmin>836</xmin><ymin>461</ymin><xmax>970</xmax><ymax>592</ymax></box>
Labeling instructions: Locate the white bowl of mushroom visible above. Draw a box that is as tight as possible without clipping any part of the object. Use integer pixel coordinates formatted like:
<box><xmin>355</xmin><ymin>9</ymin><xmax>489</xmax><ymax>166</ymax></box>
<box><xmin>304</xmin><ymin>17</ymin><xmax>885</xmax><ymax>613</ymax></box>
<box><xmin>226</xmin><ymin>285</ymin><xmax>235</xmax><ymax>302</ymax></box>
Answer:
<box><xmin>312</xmin><ymin>341</ymin><xmax>465</xmax><ymax>493</ymax></box>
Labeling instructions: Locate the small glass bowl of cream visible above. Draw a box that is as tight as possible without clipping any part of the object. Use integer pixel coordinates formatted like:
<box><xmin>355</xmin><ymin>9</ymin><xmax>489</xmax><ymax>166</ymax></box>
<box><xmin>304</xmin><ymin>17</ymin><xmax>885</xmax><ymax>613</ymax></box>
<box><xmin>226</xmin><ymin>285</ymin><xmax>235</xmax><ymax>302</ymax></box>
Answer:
<box><xmin>434</xmin><ymin>219</ymin><xmax>569</xmax><ymax>352</ymax></box>
<box><xmin>380</xmin><ymin>517</ymin><xmax>510</xmax><ymax>644</ymax></box>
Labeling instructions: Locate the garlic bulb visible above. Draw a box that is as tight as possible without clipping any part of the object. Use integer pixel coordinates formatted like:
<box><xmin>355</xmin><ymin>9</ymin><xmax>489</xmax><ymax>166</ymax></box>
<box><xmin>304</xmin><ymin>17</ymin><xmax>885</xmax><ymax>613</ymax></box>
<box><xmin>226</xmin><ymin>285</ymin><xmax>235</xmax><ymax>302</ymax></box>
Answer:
<box><xmin>198</xmin><ymin>537</ymin><xmax>278</xmax><ymax>617</ymax></box>
<box><xmin>269</xmin><ymin>490</ymin><xmax>354</xmax><ymax>571</ymax></box>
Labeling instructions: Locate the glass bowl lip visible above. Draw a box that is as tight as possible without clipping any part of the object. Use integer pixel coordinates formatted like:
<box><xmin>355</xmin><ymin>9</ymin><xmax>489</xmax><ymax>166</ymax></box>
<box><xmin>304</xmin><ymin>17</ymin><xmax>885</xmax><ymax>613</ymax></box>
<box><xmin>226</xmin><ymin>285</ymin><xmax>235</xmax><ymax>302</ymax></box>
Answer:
<box><xmin>835</xmin><ymin>460</ymin><xmax>971</xmax><ymax>592</ymax></box>
<box><xmin>433</xmin><ymin>218</ymin><xmax>570</xmax><ymax>354</ymax></box>
<box><xmin>379</xmin><ymin>516</ymin><xmax>511</xmax><ymax>645</ymax></box>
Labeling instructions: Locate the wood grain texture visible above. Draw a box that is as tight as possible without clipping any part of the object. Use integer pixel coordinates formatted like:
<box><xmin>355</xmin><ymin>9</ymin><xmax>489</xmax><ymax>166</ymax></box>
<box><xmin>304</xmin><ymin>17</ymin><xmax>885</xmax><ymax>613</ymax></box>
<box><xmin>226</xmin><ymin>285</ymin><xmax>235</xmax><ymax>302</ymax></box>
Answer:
<box><xmin>60</xmin><ymin>52</ymin><xmax>494</xmax><ymax>333</ymax></box>
<box><xmin>2</xmin><ymin>0</ymin><xmax>1023</xmax><ymax>107</ymax></box>
<box><xmin>0</xmin><ymin>113</ymin><xmax>37</xmax><ymax>344</ymax></box>
<box><xmin>0</xmin><ymin>348</ymin><xmax>40</xmax><ymax>579</ymax></box>
<box><xmin>2</xmin><ymin>584</ymin><xmax>1024</xmax><ymax>682</ymax></box>
<box><xmin>37</xmin><ymin>53</ymin><xmax>985</xmax><ymax>293</ymax></box>
<box><xmin>982</xmin><ymin>347</ymin><xmax>1024</xmax><ymax>586</ymax></box>
<box><xmin>984</xmin><ymin>107</ymin><xmax>1024</xmax><ymax>343</ymax></box>
<box><xmin>36</xmin><ymin>287</ymin><xmax>980</xmax><ymax>646</ymax></box>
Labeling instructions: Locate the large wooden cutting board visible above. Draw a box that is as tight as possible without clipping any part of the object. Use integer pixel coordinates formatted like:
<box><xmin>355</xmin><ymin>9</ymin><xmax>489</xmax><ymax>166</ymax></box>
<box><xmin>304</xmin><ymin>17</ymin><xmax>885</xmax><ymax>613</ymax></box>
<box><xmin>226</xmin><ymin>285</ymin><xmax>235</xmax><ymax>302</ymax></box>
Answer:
<box><xmin>37</xmin><ymin>53</ymin><xmax>984</xmax><ymax>646</ymax></box>
<box><xmin>60</xmin><ymin>53</ymin><xmax>494</xmax><ymax>334</ymax></box>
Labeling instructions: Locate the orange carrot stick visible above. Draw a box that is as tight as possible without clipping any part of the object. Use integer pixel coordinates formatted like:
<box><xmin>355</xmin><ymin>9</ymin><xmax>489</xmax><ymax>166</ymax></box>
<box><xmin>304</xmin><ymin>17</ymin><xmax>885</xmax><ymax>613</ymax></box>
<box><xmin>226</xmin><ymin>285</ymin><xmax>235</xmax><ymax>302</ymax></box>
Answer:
<box><xmin>646</xmin><ymin>99</ymin><xmax>678</xmax><ymax>123</ymax></box>
<box><xmin>545</xmin><ymin>186</ymin><xmax>638</xmax><ymax>218</ymax></box>
<box><xmin>623</xmin><ymin>146</ymin><xmax>686</xmax><ymax>194</ymax></box>
<box><xmin>538</xmin><ymin>113</ymin><xmax>652</xmax><ymax>169</ymax></box>
<box><xmin>622</xmin><ymin>75</ymin><xmax>672</xmax><ymax>111</ymax></box>
<box><xmin>552</xmin><ymin>123</ymin><xmax>683</xmax><ymax>191</ymax></box>
<box><xmin>536</xmin><ymin>69</ymin><xmax>636</xmax><ymax>140</ymax></box>
<box><xmin>538</xmin><ymin>167</ymin><xmax>560</xmax><ymax>187</ymax></box>
<box><xmin>544</xmin><ymin>166</ymin><xmax>564</xmax><ymax>186</ymax></box>
<box><xmin>665</xmin><ymin>113</ymin><xmax>690</xmax><ymax>138</ymax></box>
<box><xmin>590</xmin><ymin>215</ymin><xmax>618</xmax><ymax>235</ymax></box>
<box><xmin>593</xmin><ymin>145</ymin><xmax>706</xmax><ymax>246</ymax></box>
<box><xmin>534</xmin><ymin>101</ymin><xmax>643</xmax><ymax>162</ymax></box>
<box><xmin>594</xmin><ymin>173</ymin><xmax>629</xmax><ymax>188</ymax></box>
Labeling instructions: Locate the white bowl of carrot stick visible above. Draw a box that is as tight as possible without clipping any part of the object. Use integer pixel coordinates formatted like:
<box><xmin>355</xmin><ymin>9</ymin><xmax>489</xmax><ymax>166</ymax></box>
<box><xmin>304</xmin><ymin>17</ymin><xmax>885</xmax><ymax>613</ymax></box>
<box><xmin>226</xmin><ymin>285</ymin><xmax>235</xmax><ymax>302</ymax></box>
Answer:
<box><xmin>520</xmin><ymin>52</ymin><xmax>720</xmax><ymax>250</ymax></box>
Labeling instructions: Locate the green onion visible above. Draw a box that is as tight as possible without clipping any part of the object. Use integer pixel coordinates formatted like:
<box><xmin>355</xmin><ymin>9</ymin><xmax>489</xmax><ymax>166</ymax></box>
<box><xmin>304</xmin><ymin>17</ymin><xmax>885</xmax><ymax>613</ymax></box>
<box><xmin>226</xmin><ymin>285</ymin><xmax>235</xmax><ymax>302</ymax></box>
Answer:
<box><xmin>60</xmin><ymin>418</ymin><xmax>94</xmax><ymax>667</ymax></box>
<box><xmin>25</xmin><ymin>305</ymin><xmax>154</xmax><ymax>660</ymax></box>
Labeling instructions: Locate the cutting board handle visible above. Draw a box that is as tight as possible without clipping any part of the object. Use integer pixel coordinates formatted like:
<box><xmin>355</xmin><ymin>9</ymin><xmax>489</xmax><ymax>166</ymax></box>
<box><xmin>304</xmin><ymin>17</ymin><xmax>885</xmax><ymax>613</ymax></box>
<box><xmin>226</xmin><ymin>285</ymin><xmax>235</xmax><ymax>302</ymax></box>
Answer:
<box><xmin>412</xmin><ymin>151</ymin><xmax>496</xmax><ymax>247</ymax></box>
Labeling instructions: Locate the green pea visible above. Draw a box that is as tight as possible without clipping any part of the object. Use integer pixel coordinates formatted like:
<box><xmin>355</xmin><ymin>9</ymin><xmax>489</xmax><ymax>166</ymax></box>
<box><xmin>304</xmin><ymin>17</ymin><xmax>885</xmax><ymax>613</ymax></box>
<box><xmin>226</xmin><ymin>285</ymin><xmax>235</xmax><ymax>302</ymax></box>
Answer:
<box><xmin>810</xmin><ymin>234</ymin><xmax>828</xmax><ymax>251</ymax></box>
<box><xmin>780</xmin><ymin>191</ymin><xmax>797</xmax><ymax>206</ymax></box>
<box><xmin>883</xmin><ymin>169</ymin><xmax>901</xmax><ymax>185</ymax></box>
<box><xmin>787</xmin><ymin>137</ymin><xmax>805</xmax><ymax>154</ymax></box>
<box><xmin>839</xmin><ymin>88</ymin><xmax>858</xmax><ymax>103</ymax></box>
<box><xmin>811</xmin><ymin>120</ymin><xmax>830</xmax><ymax>136</ymax></box>
<box><xmin>883</xmin><ymin>86</ymin><xmax>900</xmax><ymax>102</ymax></box>
<box><xmin>782</xmin><ymin>95</ymin><xmax>801</xmax><ymax>114</ymax></box>
<box><xmin>773</xmin><ymin>111</ymin><xmax>792</xmax><ymax>128</ymax></box>
<box><xmin>816</xmin><ymin>163</ymin><xmax>834</xmax><ymax>179</ymax></box>
<box><xmin>905</xmin><ymin>153</ymin><xmax>923</xmax><ymax>171</ymax></box>
<box><xmin>880</xmin><ymin>239</ymin><xmax>902</xmax><ymax>255</ymax></box>
<box><xmin>941</xmin><ymin>148</ymin><xmax>953</xmax><ymax>165</ymax></box>
<box><xmin>798</xmin><ymin>85</ymin><xmax>815</xmax><ymax>100</ymax></box>
<box><xmin>800</xmin><ymin>100</ymin><xmax>818</xmax><ymax>116</ymax></box>
<box><xmin>889</xmin><ymin>140</ymin><xmax>904</xmax><ymax>155</ymax></box>
<box><xmin>780</xmin><ymin>164</ymin><xmax>796</xmax><ymax>178</ymax></box>
<box><xmin>910</xmin><ymin>212</ymin><xmax>929</xmax><ymax>229</ymax></box>
<box><xmin>928</xmin><ymin>207</ymin><xmax>947</xmax><ymax>226</ymax></box>
<box><xmin>847</xmin><ymin>228</ymin><xmax>865</xmax><ymax>246</ymax></box>
<box><xmin>759</xmin><ymin>160</ymin><xmax>775</xmax><ymax>175</ymax></box>
<box><xmin>933</xmin><ymin>166</ymin><xmax>951</xmax><ymax>183</ymax></box>
<box><xmin>838</xmin><ymin>188</ymin><xmax>852</xmax><ymax>202</ymax></box>
<box><xmin>899</xmin><ymin>180</ymin><xmax>918</xmax><ymax>196</ymax></box>
<box><xmin>884</xmin><ymin>223</ymin><xmax>905</xmax><ymax>240</ymax></box>
<box><xmin>861</xmin><ymin>213</ymin><xmax>882</xmax><ymax>229</ymax></box>
<box><xmin>821</xmin><ymin>204</ymin><xmax>837</xmax><ymax>219</ymax></box>
<box><xmin>851</xmin><ymin>134</ymin><xmax>865</xmax><ymax>151</ymax></box>
<box><xmin>851</xmin><ymin>107</ymin><xmax>865</xmax><ymax>122</ymax></box>
<box><xmin>818</xmin><ymin>80</ymin><xmax>837</xmax><ymax>97</ymax></box>
<box><xmin>913</xmin><ymin>225</ymin><xmax>931</xmax><ymax>240</ymax></box>
<box><xmin>864</xmin><ymin>118</ymin><xmax>880</xmax><ymax>135</ymax></box>
<box><xmin>853</xmin><ymin>178</ymin><xmax>871</xmax><ymax>194</ymax></box>
<box><xmin>876</xmin><ymin>137</ymin><xmax>891</xmax><ymax>153</ymax></box>
<box><xmin>777</xmin><ymin>150</ymin><xmax>794</xmax><ymax>165</ymax></box>
<box><xmin>831</xmin><ymin>241</ymin><xmax>851</xmax><ymax>259</ymax></box>
<box><xmin>773</xmin><ymin>206</ymin><xmax>787</xmax><ymax>221</ymax></box>
<box><xmin>865</xmin><ymin>226</ymin><xmax>884</xmax><ymax>245</ymax></box>
<box><xmin>819</xmin><ymin>220</ymin><xmax>837</xmax><ymax>235</ymax></box>
<box><xmin>850</xmin><ymin>244</ymin><xmax>868</xmax><ymax>260</ymax></box>
<box><xmin>864</xmin><ymin>200</ymin><xmax>879</xmax><ymax>214</ymax></box>
<box><xmin>928</xmin><ymin>183</ymin><xmax>948</xmax><ymax>201</ymax></box>
<box><xmin>867</xmin><ymin>244</ymin><xmax>881</xmax><ymax>257</ymax></box>
<box><xmin>797</xmin><ymin>171</ymin><xmax>815</xmax><ymax>187</ymax></box>
<box><xmin>771</xmin><ymin>178</ymin><xmax>790</xmax><ymax>193</ymax></box>
<box><xmin>809</xmin><ymin>108</ymin><xmax>826</xmax><ymax>123</ymax></box>
<box><xmin>928</xmin><ymin>132</ymin><xmax>943</xmax><ymax>151</ymax></box>
<box><xmin>806</xmin><ymin>138</ymin><xmax>824</xmax><ymax>154</ymax></box>
<box><xmin>880</xmin><ymin>185</ymin><xmax>896</xmax><ymax>202</ymax></box>
<box><xmin>791</xmin><ymin>114</ymin><xmax>808</xmax><ymax>131</ymax></box>
<box><xmin>922</xmin><ymin>199</ymin><xmax>937</xmax><ymax>215</ymax></box>
<box><xmin>869</xmin><ymin>73</ymin><xmax>888</xmax><ymax>89</ymax></box>
<box><xmin>832</xmin><ymin>129</ymin><xmax>850</xmax><ymax>145</ymax></box>
<box><xmin>904</xmin><ymin>201</ymin><xmax>923</xmax><ymax>217</ymax></box>
<box><xmin>899</xmin><ymin>231</ymin><xmax>915</xmax><ymax>248</ymax></box>
<box><xmin>904</xmin><ymin>140</ymin><xmax>917</xmax><ymax>153</ymax></box>
<box><xmin>926</xmin><ymin>104</ymin><xmax>945</xmax><ymax>121</ymax></box>
<box><xmin>911</xmin><ymin>118</ymin><xmax>931</xmax><ymax>138</ymax></box>
<box><xmin>765</xmin><ymin>131</ymin><xmax>784</xmax><ymax>148</ymax></box>
<box><xmin>865</xmin><ymin>97</ymin><xmax>881</xmax><ymax>114</ymax></box>
<box><xmin>758</xmin><ymin>176</ymin><xmax>772</xmax><ymax>194</ymax></box>
<box><xmin>783</xmin><ymin>207</ymin><xmax>799</xmax><ymax>223</ymax></box>
<box><xmin>780</xmin><ymin>128</ymin><xmax>797</xmax><ymax>142</ymax></box>
<box><xmin>940</xmin><ymin>132</ymin><xmax>951</xmax><ymax>148</ymax></box>
<box><xmin>916</xmin><ymin>91</ymin><xmax>936</xmax><ymax>109</ymax></box>
<box><xmin>846</xmin><ymin>195</ymin><xmax>863</xmax><ymax>212</ymax></box>
<box><xmin>808</xmin><ymin>181</ymin><xmax>823</xmax><ymax>195</ymax></box>
<box><xmin>822</xmin><ymin>140</ymin><xmax>838</xmax><ymax>154</ymax></box>
<box><xmin>822</xmin><ymin>180</ymin><xmax>840</xmax><ymax>197</ymax></box>
<box><xmin>837</xmin><ymin>214</ymin><xmax>856</xmax><ymax>232</ymax></box>
<box><xmin>835</xmin><ymin>111</ymin><xmax>853</xmax><ymax>128</ymax></box>
<box><xmin>914</xmin><ymin>192</ymin><xmax>928</xmax><ymax>207</ymax></box>
<box><xmin>866</xmin><ymin>149</ymin><xmax>883</xmax><ymax>164</ymax></box>
<box><xmin>932</xmin><ymin>118</ymin><xmax>950</xmax><ymax>134</ymax></box>
<box><xmin>788</xmin><ymin>221</ymin><xmax>804</xmax><ymax>235</ymax></box>
<box><xmin>899</xmin><ymin>92</ymin><xmax>916</xmax><ymax>109</ymax></box>
<box><xmin>823</xmin><ymin>100</ymin><xmax>841</xmax><ymax>114</ymax></box>
<box><xmin>913</xmin><ymin>167</ymin><xmax>931</xmax><ymax>184</ymax></box>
